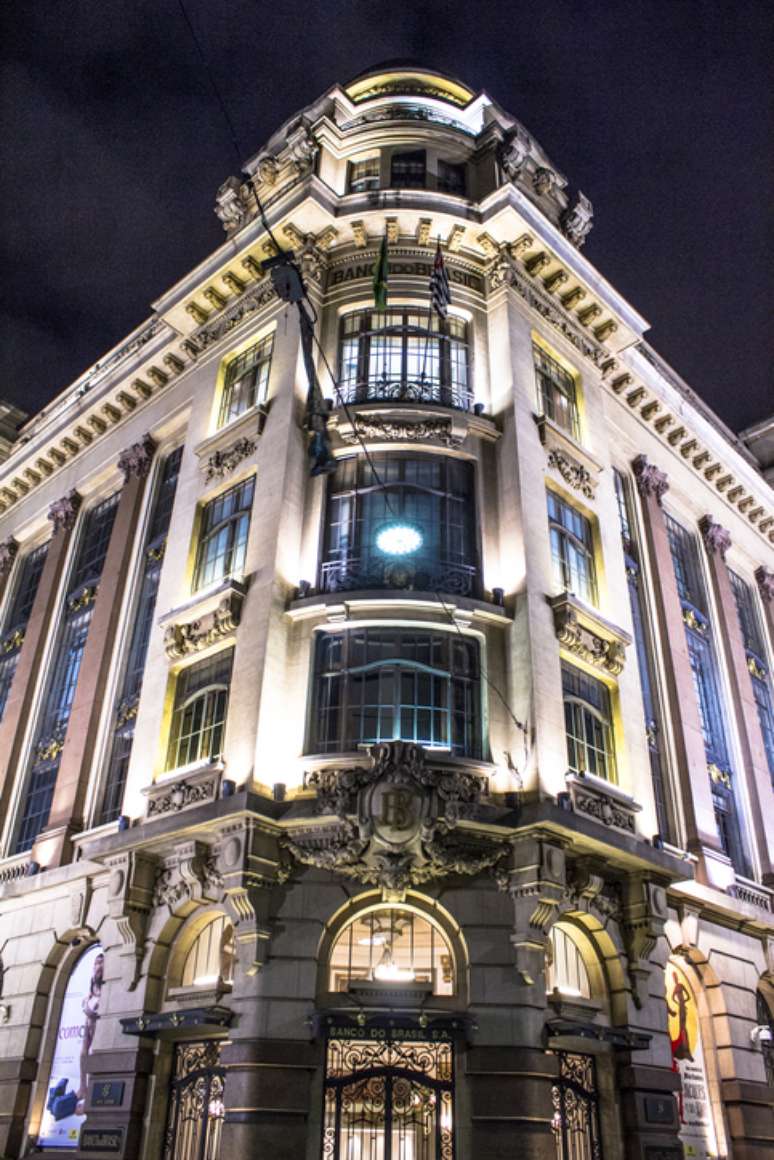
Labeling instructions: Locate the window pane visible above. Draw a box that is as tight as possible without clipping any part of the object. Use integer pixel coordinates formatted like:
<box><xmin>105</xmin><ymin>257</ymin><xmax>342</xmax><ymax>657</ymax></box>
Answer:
<box><xmin>534</xmin><ymin>344</ymin><xmax>578</xmax><ymax>437</ymax></box>
<box><xmin>194</xmin><ymin>478</ymin><xmax>254</xmax><ymax>589</ymax></box>
<box><xmin>390</xmin><ymin>150</ymin><xmax>425</xmax><ymax>189</ymax></box>
<box><xmin>562</xmin><ymin>662</ymin><xmax>615</xmax><ymax>782</ymax></box>
<box><xmin>547</xmin><ymin>493</ymin><xmax>596</xmax><ymax>604</ymax></box>
<box><xmin>348</xmin><ymin>156</ymin><xmax>380</xmax><ymax>192</ymax></box>
<box><xmin>167</xmin><ymin>650</ymin><xmax>233</xmax><ymax>769</ymax></box>
<box><xmin>218</xmin><ymin>335</ymin><xmax>274</xmax><ymax>426</ymax></box>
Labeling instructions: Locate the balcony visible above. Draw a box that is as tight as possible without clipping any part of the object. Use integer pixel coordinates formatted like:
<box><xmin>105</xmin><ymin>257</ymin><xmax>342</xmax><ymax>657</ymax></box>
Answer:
<box><xmin>319</xmin><ymin>552</ymin><xmax>480</xmax><ymax>597</ymax></box>
<box><xmin>337</xmin><ymin>376</ymin><xmax>474</xmax><ymax>412</ymax></box>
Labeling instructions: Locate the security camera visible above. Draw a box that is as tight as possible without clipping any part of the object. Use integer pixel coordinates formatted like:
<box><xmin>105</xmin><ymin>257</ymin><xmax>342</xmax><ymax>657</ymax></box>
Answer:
<box><xmin>750</xmin><ymin>1024</ymin><xmax>772</xmax><ymax>1045</ymax></box>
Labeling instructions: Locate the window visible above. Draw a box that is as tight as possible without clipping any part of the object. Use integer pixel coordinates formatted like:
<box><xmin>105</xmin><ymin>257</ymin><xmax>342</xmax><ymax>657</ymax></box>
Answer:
<box><xmin>319</xmin><ymin>453</ymin><xmax>480</xmax><ymax>596</ymax></box>
<box><xmin>338</xmin><ymin>308</ymin><xmax>471</xmax><ymax>409</ymax></box>
<box><xmin>328</xmin><ymin>907</ymin><xmax>454</xmax><ymax>996</ymax></box>
<box><xmin>218</xmin><ymin>334</ymin><xmax>273</xmax><ymax>427</ymax></box>
<box><xmin>437</xmin><ymin>159</ymin><xmax>466</xmax><ymax>196</ymax></box>
<box><xmin>15</xmin><ymin>494</ymin><xmax>119</xmax><ymax>852</ymax></box>
<box><xmin>0</xmin><ymin>542</ymin><xmax>48</xmax><ymax>722</ymax></box>
<box><xmin>614</xmin><ymin>470</ymin><xmax>674</xmax><ymax>841</ymax></box>
<box><xmin>97</xmin><ymin>449</ymin><xmax>182</xmax><ymax>824</ymax></box>
<box><xmin>665</xmin><ymin>515</ymin><xmax>707</xmax><ymax>615</ymax></box>
<box><xmin>309</xmin><ymin>628</ymin><xmax>481</xmax><ymax>758</ymax></box>
<box><xmin>390</xmin><ymin>149</ymin><xmax>426</xmax><ymax>188</ymax></box>
<box><xmin>534</xmin><ymin>344</ymin><xmax>579</xmax><ymax>438</ymax></box>
<box><xmin>167</xmin><ymin>649</ymin><xmax>233</xmax><ymax>770</ymax></box>
<box><xmin>547</xmin><ymin>491</ymin><xmax>597</xmax><ymax>604</ymax></box>
<box><xmin>181</xmin><ymin>915</ymin><xmax>235</xmax><ymax>988</ymax></box>
<box><xmin>193</xmin><ymin>477</ymin><xmax>254</xmax><ymax>590</ymax></box>
<box><xmin>348</xmin><ymin>156</ymin><xmax>380</xmax><ymax>193</ymax></box>
<box><xmin>547</xmin><ymin>924</ymin><xmax>592</xmax><ymax>999</ymax></box>
<box><xmin>730</xmin><ymin>570</ymin><xmax>774</xmax><ymax>780</ymax></box>
<box><xmin>562</xmin><ymin>662</ymin><xmax>616</xmax><ymax>781</ymax></box>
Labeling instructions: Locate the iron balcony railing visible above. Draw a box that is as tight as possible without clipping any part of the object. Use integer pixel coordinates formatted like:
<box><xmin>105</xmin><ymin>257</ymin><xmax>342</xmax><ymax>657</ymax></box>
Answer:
<box><xmin>319</xmin><ymin>553</ymin><xmax>480</xmax><ymax>597</ymax></box>
<box><xmin>337</xmin><ymin>376</ymin><xmax>474</xmax><ymax>412</ymax></box>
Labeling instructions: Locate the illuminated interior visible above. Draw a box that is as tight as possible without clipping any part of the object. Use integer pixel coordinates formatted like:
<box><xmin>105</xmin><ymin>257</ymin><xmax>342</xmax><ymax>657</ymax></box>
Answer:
<box><xmin>546</xmin><ymin>923</ymin><xmax>592</xmax><ymax>999</ymax></box>
<box><xmin>181</xmin><ymin>914</ymin><xmax>235</xmax><ymax>988</ymax></box>
<box><xmin>328</xmin><ymin>907</ymin><xmax>454</xmax><ymax>995</ymax></box>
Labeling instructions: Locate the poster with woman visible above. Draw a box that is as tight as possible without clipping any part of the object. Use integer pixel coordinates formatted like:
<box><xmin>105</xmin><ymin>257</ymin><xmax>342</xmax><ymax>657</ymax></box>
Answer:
<box><xmin>665</xmin><ymin>960</ymin><xmax>719</xmax><ymax>1160</ymax></box>
<box><xmin>37</xmin><ymin>943</ymin><xmax>104</xmax><ymax>1149</ymax></box>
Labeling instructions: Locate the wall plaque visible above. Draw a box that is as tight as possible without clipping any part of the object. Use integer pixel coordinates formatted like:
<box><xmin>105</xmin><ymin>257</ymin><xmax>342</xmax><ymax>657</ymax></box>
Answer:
<box><xmin>644</xmin><ymin>1095</ymin><xmax>676</xmax><ymax>1124</ymax></box>
<box><xmin>80</xmin><ymin>1127</ymin><xmax>124</xmax><ymax>1153</ymax></box>
<box><xmin>91</xmin><ymin>1081</ymin><xmax>125</xmax><ymax>1108</ymax></box>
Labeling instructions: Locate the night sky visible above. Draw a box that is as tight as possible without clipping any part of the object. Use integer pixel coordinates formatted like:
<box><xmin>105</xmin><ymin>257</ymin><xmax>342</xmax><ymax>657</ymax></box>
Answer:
<box><xmin>1</xmin><ymin>0</ymin><xmax>771</xmax><ymax>432</ymax></box>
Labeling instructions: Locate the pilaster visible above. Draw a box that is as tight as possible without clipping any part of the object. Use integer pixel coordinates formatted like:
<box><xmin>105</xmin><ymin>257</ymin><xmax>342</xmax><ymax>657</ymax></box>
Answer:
<box><xmin>0</xmin><ymin>491</ymin><xmax>81</xmax><ymax>833</ymax></box>
<box><xmin>699</xmin><ymin>516</ymin><xmax>774</xmax><ymax>879</ymax></box>
<box><xmin>32</xmin><ymin>438</ymin><xmax>155</xmax><ymax>868</ymax></box>
<box><xmin>631</xmin><ymin>457</ymin><xmax>724</xmax><ymax>885</ymax></box>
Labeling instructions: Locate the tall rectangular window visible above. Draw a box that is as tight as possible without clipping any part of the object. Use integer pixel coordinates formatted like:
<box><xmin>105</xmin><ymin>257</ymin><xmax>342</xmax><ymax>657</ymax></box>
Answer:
<box><xmin>0</xmin><ymin>542</ymin><xmax>48</xmax><ymax>722</ymax></box>
<box><xmin>193</xmin><ymin>477</ymin><xmax>254</xmax><ymax>591</ymax></box>
<box><xmin>730</xmin><ymin>570</ymin><xmax>774</xmax><ymax>782</ymax></box>
<box><xmin>547</xmin><ymin>491</ymin><xmax>597</xmax><ymax>604</ymax></box>
<box><xmin>218</xmin><ymin>334</ymin><xmax>273</xmax><ymax>427</ymax></box>
<box><xmin>390</xmin><ymin>150</ymin><xmax>426</xmax><ymax>189</ymax></box>
<box><xmin>534</xmin><ymin>344</ymin><xmax>579</xmax><ymax>438</ymax></box>
<box><xmin>15</xmin><ymin>494</ymin><xmax>119</xmax><ymax>852</ymax></box>
<box><xmin>97</xmin><ymin>449</ymin><xmax>182</xmax><ymax>824</ymax></box>
<box><xmin>666</xmin><ymin>514</ymin><xmax>749</xmax><ymax>872</ymax></box>
<box><xmin>348</xmin><ymin>157</ymin><xmax>380</xmax><ymax>193</ymax></box>
<box><xmin>437</xmin><ymin>159</ymin><xmax>466</xmax><ymax>196</ymax></box>
<box><xmin>562</xmin><ymin>662</ymin><xmax>616</xmax><ymax>781</ymax></box>
<box><xmin>167</xmin><ymin>649</ymin><xmax>233</xmax><ymax>770</ymax></box>
<box><xmin>614</xmin><ymin>470</ymin><xmax>674</xmax><ymax>841</ymax></box>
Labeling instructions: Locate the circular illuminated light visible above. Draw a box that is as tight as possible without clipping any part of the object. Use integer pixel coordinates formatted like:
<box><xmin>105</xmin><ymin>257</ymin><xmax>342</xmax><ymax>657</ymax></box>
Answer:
<box><xmin>375</xmin><ymin>522</ymin><xmax>423</xmax><ymax>556</ymax></box>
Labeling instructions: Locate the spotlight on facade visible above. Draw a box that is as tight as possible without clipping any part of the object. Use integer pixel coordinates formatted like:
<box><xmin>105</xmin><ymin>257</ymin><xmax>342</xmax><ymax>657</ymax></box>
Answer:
<box><xmin>375</xmin><ymin>523</ymin><xmax>423</xmax><ymax>557</ymax></box>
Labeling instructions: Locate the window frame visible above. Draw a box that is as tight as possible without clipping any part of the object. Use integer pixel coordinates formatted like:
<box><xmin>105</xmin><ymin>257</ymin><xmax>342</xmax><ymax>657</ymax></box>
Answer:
<box><xmin>437</xmin><ymin>159</ymin><xmax>466</xmax><ymax>196</ymax></box>
<box><xmin>562</xmin><ymin>661</ymin><xmax>617</xmax><ymax>782</ymax></box>
<box><xmin>547</xmin><ymin>490</ymin><xmax>598</xmax><ymax>605</ymax></box>
<box><xmin>193</xmin><ymin>476</ymin><xmax>255</xmax><ymax>592</ymax></box>
<box><xmin>347</xmin><ymin>155</ymin><xmax>380</xmax><ymax>193</ymax></box>
<box><xmin>218</xmin><ymin>334</ymin><xmax>274</xmax><ymax>428</ymax></box>
<box><xmin>166</xmin><ymin>649</ymin><xmax>234</xmax><ymax>771</ymax></box>
<box><xmin>533</xmin><ymin>343</ymin><xmax>580</xmax><ymax>439</ymax></box>
<box><xmin>390</xmin><ymin>149</ymin><xmax>426</xmax><ymax>189</ymax></box>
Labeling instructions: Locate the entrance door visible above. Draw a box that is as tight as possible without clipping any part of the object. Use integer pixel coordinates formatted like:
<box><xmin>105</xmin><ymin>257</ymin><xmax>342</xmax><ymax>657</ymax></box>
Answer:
<box><xmin>322</xmin><ymin>1036</ymin><xmax>454</xmax><ymax>1159</ymax></box>
<box><xmin>163</xmin><ymin>1040</ymin><xmax>225</xmax><ymax>1160</ymax></box>
<box><xmin>551</xmin><ymin>1051</ymin><xmax>603</xmax><ymax>1160</ymax></box>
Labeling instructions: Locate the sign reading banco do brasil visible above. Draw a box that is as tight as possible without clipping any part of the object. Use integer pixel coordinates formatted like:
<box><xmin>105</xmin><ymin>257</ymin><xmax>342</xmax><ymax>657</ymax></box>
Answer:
<box><xmin>37</xmin><ymin>944</ymin><xmax>104</xmax><ymax>1149</ymax></box>
<box><xmin>666</xmin><ymin>959</ymin><xmax>720</xmax><ymax>1160</ymax></box>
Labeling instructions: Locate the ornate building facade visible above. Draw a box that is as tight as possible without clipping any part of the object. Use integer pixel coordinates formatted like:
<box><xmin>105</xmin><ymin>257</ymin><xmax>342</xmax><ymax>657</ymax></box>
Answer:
<box><xmin>0</xmin><ymin>66</ymin><xmax>771</xmax><ymax>1160</ymax></box>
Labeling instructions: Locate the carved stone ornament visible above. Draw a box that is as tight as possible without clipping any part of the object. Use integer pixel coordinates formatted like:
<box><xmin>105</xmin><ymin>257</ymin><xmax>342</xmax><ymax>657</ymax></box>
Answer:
<box><xmin>284</xmin><ymin>742</ymin><xmax>509</xmax><ymax>895</ymax></box>
<box><xmin>203</xmin><ymin>437</ymin><xmax>257</xmax><ymax>483</ymax></box>
<box><xmin>550</xmin><ymin>594</ymin><xmax>629</xmax><ymax>676</ymax></box>
<box><xmin>255</xmin><ymin>155</ymin><xmax>278</xmax><ymax>186</ymax></box>
<box><xmin>632</xmin><ymin>454</ymin><xmax>669</xmax><ymax>506</ymax></box>
<box><xmin>118</xmin><ymin>434</ymin><xmax>156</xmax><ymax>482</ymax></box>
<box><xmin>561</xmin><ymin>192</ymin><xmax>594</xmax><ymax>248</ymax></box>
<box><xmin>48</xmin><ymin>489</ymin><xmax>82</xmax><ymax>535</ymax></box>
<box><xmin>565</xmin><ymin>773</ymin><xmax>640</xmax><ymax>836</ymax></box>
<box><xmin>144</xmin><ymin>764</ymin><xmax>222</xmax><ymax>819</ymax></box>
<box><xmin>105</xmin><ymin>850</ymin><xmax>157</xmax><ymax>989</ymax></box>
<box><xmin>501</xmin><ymin>132</ymin><xmax>528</xmax><ymax>180</ymax></box>
<box><xmin>164</xmin><ymin>587</ymin><xmax>243</xmax><ymax>660</ymax></box>
<box><xmin>533</xmin><ymin>166</ymin><xmax>556</xmax><ymax>196</ymax></box>
<box><xmin>755</xmin><ymin>566</ymin><xmax>774</xmax><ymax>605</ymax></box>
<box><xmin>547</xmin><ymin>448</ymin><xmax>596</xmax><ymax>499</ymax></box>
<box><xmin>153</xmin><ymin>840</ymin><xmax>223</xmax><ymax>913</ymax></box>
<box><xmin>339</xmin><ymin>416</ymin><xmax>463</xmax><ymax>449</ymax></box>
<box><xmin>620</xmin><ymin>875</ymin><xmax>668</xmax><ymax>1007</ymax></box>
<box><xmin>699</xmin><ymin>515</ymin><xmax>731</xmax><ymax>559</ymax></box>
<box><xmin>215</xmin><ymin>176</ymin><xmax>252</xmax><ymax>233</ymax></box>
<box><xmin>187</xmin><ymin>281</ymin><xmax>277</xmax><ymax>352</ymax></box>
<box><xmin>286</xmin><ymin>118</ymin><xmax>318</xmax><ymax>173</ymax></box>
<box><xmin>0</xmin><ymin>538</ymin><xmax>18</xmax><ymax>577</ymax></box>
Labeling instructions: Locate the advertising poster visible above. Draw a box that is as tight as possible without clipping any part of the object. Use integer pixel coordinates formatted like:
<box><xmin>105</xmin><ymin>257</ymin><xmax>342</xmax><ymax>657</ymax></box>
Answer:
<box><xmin>666</xmin><ymin>960</ymin><xmax>719</xmax><ymax>1160</ymax></box>
<box><xmin>37</xmin><ymin>943</ymin><xmax>104</xmax><ymax>1149</ymax></box>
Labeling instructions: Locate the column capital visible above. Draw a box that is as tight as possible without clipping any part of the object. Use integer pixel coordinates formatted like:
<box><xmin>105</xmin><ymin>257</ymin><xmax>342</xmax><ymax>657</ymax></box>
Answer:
<box><xmin>117</xmin><ymin>434</ymin><xmax>156</xmax><ymax>482</ymax></box>
<box><xmin>47</xmin><ymin>490</ymin><xmax>82</xmax><ymax>536</ymax></box>
<box><xmin>755</xmin><ymin>565</ymin><xmax>774</xmax><ymax>604</ymax></box>
<box><xmin>699</xmin><ymin>514</ymin><xmax>731</xmax><ymax>559</ymax></box>
<box><xmin>632</xmin><ymin>454</ymin><xmax>669</xmax><ymax>505</ymax></box>
<box><xmin>0</xmin><ymin>537</ymin><xmax>19</xmax><ymax>577</ymax></box>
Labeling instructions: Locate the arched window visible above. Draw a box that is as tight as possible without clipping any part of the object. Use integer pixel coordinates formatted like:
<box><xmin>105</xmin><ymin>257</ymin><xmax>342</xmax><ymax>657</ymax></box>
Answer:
<box><xmin>328</xmin><ymin>906</ymin><xmax>455</xmax><ymax>996</ymax></box>
<box><xmin>181</xmin><ymin>915</ymin><xmax>235</xmax><ymax>988</ymax></box>
<box><xmin>309</xmin><ymin>627</ymin><xmax>482</xmax><ymax>757</ymax></box>
<box><xmin>319</xmin><ymin>452</ymin><xmax>480</xmax><ymax>596</ymax></box>
<box><xmin>546</xmin><ymin>923</ymin><xmax>592</xmax><ymax>999</ymax></box>
<box><xmin>338</xmin><ymin>308</ymin><xmax>471</xmax><ymax>410</ymax></box>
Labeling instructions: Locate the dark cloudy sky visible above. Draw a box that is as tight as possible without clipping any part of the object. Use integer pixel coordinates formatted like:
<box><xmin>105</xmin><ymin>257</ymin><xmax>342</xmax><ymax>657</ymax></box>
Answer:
<box><xmin>1</xmin><ymin>0</ymin><xmax>771</xmax><ymax>431</ymax></box>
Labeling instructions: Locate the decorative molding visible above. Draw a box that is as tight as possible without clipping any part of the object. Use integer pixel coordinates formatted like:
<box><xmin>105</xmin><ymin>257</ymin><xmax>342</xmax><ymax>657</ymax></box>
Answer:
<box><xmin>188</xmin><ymin>281</ymin><xmax>277</xmax><ymax>351</ymax></box>
<box><xmin>47</xmin><ymin>489</ymin><xmax>82</xmax><ymax>535</ymax></box>
<box><xmin>550</xmin><ymin>592</ymin><xmax>631</xmax><ymax>675</ymax></box>
<box><xmin>632</xmin><ymin>455</ymin><xmax>669</xmax><ymax>506</ymax></box>
<box><xmin>163</xmin><ymin>587</ymin><xmax>243</xmax><ymax>660</ymax></box>
<box><xmin>698</xmin><ymin>515</ymin><xmax>731</xmax><ymax>559</ymax></box>
<box><xmin>536</xmin><ymin>415</ymin><xmax>601</xmax><ymax>499</ymax></box>
<box><xmin>144</xmin><ymin>764</ymin><xmax>222</xmax><ymax>819</ymax></box>
<box><xmin>547</xmin><ymin>448</ymin><xmax>596</xmax><ymax>498</ymax></box>
<box><xmin>117</xmin><ymin>434</ymin><xmax>156</xmax><ymax>482</ymax></box>
<box><xmin>203</xmin><ymin>436</ymin><xmax>258</xmax><ymax>483</ymax></box>
<box><xmin>0</xmin><ymin>538</ymin><xmax>19</xmax><ymax>577</ymax></box>
<box><xmin>338</xmin><ymin>415</ymin><xmax>463</xmax><ymax>449</ymax></box>
<box><xmin>565</xmin><ymin>773</ymin><xmax>640</xmax><ymax>836</ymax></box>
<box><xmin>561</xmin><ymin>193</ymin><xmax>594</xmax><ymax>247</ymax></box>
<box><xmin>214</xmin><ymin>176</ymin><xmax>252</xmax><ymax>234</ymax></box>
<box><xmin>105</xmin><ymin>850</ymin><xmax>157</xmax><ymax>988</ymax></box>
<box><xmin>284</xmin><ymin>742</ymin><xmax>509</xmax><ymax>894</ymax></box>
<box><xmin>755</xmin><ymin>566</ymin><xmax>774</xmax><ymax>604</ymax></box>
<box><xmin>620</xmin><ymin>875</ymin><xmax>668</xmax><ymax>1007</ymax></box>
<box><xmin>152</xmin><ymin>840</ymin><xmax>222</xmax><ymax>913</ymax></box>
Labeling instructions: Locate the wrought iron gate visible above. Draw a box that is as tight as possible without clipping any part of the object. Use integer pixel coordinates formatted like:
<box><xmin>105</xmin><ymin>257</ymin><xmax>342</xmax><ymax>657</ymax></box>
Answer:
<box><xmin>322</xmin><ymin>1035</ymin><xmax>454</xmax><ymax>1159</ymax></box>
<box><xmin>551</xmin><ymin>1051</ymin><xmax>603</xmax><ymax>1160</ymax></box>
<box><xmin>164</xmin><ymin>1040</ymin><xmax>225</xmax><ymax>1160</ymax></box>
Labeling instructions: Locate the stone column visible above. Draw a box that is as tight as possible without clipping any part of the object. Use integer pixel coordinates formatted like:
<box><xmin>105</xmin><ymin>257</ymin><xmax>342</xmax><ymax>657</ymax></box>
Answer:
<box><xmin>699</xmin><ymin>517</ymin><xmax>774</xmax><ymax>880</ymax></box>
<box><xmin>32</xmin><ymin>438</ymin><xmax>155</xmax><ymax>868</ymax></box>
<box><xmin>631</xmin><ymin>457</ymin><xmax>725</xmax><ymax>886</ymax></box>
<box><xmin>0</xmin><ymin>492</ymin><xmax>82</xmax><ymax>828</ymax></box>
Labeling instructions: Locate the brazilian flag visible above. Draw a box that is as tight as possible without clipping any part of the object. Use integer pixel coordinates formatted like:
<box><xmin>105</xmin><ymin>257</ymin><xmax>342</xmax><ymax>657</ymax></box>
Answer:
<box><xmin>372</xmin><ymin>234</ymin><xmax>389</xmax><ymax>310</ymax></box>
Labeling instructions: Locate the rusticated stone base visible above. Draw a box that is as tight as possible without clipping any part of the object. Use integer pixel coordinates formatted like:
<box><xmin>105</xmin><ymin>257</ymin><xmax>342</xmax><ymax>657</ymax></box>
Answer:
<box><xmin>464</xmin><ymin>1045</ymin><xmax>559</xmax><ymax>1160</ymax></box>
<box><xmin>616</xmin><ymin>1060</ymin><xmax>683</xmax><ymax>1160</ymax></box>
<box><xmin>220</xmin><ymin>1037</ymin><xmax>320</xmax><ymax>1158</ymax></box>
<box><xmin>721</xmin><ymin>1077</ymin><xmax>774</xmax><ymax>1159</ymax></box>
